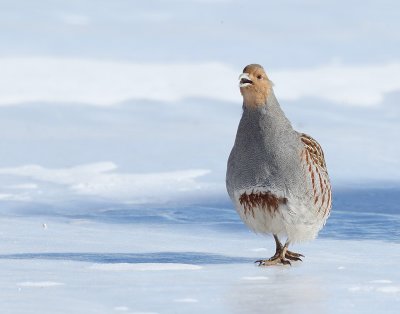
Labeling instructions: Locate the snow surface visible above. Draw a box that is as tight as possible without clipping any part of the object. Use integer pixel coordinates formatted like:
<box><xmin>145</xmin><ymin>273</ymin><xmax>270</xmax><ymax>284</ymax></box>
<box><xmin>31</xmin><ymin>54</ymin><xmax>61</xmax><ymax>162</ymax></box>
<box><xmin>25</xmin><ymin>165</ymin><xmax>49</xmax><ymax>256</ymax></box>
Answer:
<box><xmin>0</xmin><ymin>163</ymin><xmax>212</xmax><ymax>204</ymax></box>
<box><xmin>1</xmin><ymin>58</ymin><xmax>400</xmax><ymax>106</ymax></box>
<box><xmin>1</xmin><ymin>0</ymin><xmax>400</xmax><ymax>313</ymax></box>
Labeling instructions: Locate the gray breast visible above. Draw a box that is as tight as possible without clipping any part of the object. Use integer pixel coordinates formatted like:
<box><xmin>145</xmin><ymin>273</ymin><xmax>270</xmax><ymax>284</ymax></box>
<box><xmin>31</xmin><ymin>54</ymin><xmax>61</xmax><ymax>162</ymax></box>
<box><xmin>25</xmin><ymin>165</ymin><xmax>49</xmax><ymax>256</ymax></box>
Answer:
<box><xmin>226</xmin><ymin>92</ymin><xmax>306</xmax><ymax>202</ymax></box>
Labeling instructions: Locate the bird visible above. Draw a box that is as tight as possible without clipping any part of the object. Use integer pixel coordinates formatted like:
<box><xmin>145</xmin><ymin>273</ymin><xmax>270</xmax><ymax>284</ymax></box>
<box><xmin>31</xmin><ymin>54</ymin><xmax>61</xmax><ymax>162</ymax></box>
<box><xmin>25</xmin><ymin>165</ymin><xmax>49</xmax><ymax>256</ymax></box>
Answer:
<box><xmin>226</xmin><ymin>64</ymin><xmax>331</xmax><ymax>266</ymax></box>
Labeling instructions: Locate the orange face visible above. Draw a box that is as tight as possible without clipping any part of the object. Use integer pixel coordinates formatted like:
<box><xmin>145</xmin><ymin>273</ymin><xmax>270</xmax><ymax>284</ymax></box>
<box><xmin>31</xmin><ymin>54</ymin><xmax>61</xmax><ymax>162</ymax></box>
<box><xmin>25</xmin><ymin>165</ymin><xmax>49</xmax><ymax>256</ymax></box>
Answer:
<box><xmin>239</xmin><ymin>64</ymin><xmax>272</xmax><ymax>108</ymax></box>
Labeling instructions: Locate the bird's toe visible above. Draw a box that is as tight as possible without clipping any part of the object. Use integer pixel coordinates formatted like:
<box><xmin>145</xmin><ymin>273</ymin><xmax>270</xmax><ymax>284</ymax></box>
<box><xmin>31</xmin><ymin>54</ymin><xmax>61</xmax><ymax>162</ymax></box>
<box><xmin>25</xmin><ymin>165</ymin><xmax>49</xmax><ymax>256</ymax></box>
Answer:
<box><xmin>289</xmin><ymin>252</ymin><xmax>304</xmax><ymax>258</ymax></box>
<box><xmin>286</xmin><ymin>250</ymin><xmax>305</xmax><ymax>261</ymax></box>
<box><xmin>285</xmin><ymin>255</ymin><xmax>302</xmax><ymax>262</ymax></box>
<box><xmin>280</xmin><ymin>258</ymin><xmax>292</xmax><ymax>266</ymax></box>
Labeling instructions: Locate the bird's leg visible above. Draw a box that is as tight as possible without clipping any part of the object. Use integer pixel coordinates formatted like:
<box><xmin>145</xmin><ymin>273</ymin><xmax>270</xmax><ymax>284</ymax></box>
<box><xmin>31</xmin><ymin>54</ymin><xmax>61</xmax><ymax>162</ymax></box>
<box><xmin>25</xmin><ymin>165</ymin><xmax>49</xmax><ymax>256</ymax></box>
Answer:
<box><xmin>269</xmin><ymin>234</ymin><xmax>283</xmax><ymax>260</ymax></box>
<box><xmin>255</xmin><ymin>237</ymin><xmax>303</xmax><ymax>266</ymax></box>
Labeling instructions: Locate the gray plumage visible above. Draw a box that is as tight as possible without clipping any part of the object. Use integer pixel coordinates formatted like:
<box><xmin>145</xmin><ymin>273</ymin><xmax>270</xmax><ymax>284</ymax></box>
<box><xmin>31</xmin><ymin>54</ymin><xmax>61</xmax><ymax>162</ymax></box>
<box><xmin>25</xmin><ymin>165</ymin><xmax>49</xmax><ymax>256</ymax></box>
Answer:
<box><xmin>226</xmin><ymin>91</ymin><xmax>306</xmax><ymax>204</ymax></box>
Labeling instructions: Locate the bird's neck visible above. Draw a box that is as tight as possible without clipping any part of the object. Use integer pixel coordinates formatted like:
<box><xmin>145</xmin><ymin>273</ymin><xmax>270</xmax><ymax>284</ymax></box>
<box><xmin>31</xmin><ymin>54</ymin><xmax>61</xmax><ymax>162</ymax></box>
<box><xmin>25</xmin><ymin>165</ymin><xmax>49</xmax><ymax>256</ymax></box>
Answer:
<box><xmin>241</xmin><ymin>90</ymin><xmax>294</xmax><ymax>136</ymax></box>
<box><xmin>241</xmin><ymin>85</ymin><xmax>271</xmax><ymax>108</ymax></box>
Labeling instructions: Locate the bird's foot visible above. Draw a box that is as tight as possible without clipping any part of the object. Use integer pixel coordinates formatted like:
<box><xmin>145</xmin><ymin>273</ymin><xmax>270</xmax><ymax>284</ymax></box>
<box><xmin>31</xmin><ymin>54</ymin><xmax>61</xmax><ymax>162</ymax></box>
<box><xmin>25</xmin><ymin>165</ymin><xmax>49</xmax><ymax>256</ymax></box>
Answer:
<box><xmin>255</xmin><ymin>248</ymin><xmax>304</xmax><ymax>266</ymax></box>
<box><xmin>255</xmin><ymin>256</ymin><xmax>292</xmax><ymax>266</ymax></box>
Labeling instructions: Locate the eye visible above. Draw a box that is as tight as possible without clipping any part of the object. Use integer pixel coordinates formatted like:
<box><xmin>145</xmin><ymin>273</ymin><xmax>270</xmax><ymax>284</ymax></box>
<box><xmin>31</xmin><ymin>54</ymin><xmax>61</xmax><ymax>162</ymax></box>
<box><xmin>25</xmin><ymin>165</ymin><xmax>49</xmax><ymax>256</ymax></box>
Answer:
<box><xmin>257</xmin><ymin>74</ymin><xmax>263</xmax><ymax>80</ymax></box>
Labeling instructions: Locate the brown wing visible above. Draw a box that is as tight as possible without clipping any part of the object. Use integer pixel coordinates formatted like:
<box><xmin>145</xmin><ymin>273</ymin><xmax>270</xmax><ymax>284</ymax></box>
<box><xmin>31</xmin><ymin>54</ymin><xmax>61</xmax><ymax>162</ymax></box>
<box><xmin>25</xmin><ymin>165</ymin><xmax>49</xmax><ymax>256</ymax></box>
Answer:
<box><xmin>300</xmin><ymin>133</ymin><xmax>328</xmax><ymax>172</ymax></box>
<box><xmin>299</xmin><ymin>133</ymin><xmax>332</xmax><ymax>218</ymax></box>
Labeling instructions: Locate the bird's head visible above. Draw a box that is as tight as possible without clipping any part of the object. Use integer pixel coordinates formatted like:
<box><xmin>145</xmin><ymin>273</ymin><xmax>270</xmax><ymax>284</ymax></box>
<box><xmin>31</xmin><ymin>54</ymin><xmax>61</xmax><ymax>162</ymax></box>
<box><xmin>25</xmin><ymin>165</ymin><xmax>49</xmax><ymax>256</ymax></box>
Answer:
<box><xmin>239</xmin><ymin>64</ymin><xmax>272</xmax><ymax>108</ymax></box>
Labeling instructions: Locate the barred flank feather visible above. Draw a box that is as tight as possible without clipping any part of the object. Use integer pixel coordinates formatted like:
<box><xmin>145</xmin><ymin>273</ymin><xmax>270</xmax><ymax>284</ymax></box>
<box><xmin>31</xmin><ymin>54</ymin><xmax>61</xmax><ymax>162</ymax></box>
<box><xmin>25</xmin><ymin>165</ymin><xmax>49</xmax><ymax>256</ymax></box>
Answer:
<box><xmin>300</xmin><ymin>133</ymin><xmax>332</xmax><ymax>219</ymax></box>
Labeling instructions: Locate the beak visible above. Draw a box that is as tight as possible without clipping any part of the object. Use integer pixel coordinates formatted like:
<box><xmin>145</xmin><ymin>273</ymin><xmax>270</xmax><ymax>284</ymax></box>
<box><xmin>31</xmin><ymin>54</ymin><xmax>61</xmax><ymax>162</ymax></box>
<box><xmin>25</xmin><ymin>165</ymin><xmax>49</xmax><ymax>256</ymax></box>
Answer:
<box><xmin>239</xmin><ymin>73</ymin><xmax>253</xmax><ymax>87</ymax></box>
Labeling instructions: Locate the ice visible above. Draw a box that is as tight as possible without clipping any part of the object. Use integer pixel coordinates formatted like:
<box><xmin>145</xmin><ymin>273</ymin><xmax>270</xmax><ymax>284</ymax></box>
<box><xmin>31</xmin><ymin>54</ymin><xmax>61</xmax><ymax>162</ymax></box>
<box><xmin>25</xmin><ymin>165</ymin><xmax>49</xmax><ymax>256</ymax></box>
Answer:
<box><xmin>0</xmin><ymin>203</ymin><xmax>399</xmax><ymax>314</ymax></box>
<box><xmin>349</xmin><ymin>284</ymin><xmax>400</xmax><ymax>294</ymax></box>
<box><xmin>89</xmin><ymin>263</ymin><xmax>202</xmax><ymax>271</ymax></box>
<box><xmin>1</xmin><ymin>0</ymin><xmax>400</xmax><ymax>313</ymax></box>
<box><xmin>241</xmin><ymin>276</ymin><xmax>270</xmax><ymax>281</ymax></box>
<box><xmin>17</xmin><ymin>281</ymin><xmax>64</xmax><ymax>288</ymax></box>
<box><xmin>173</xmin><ymin>298</ymin><xmax>199</xmax><ymax>303</ymax></box>
<box><xmin>249</xmin><ymin>248</ymin><xmax>268</xmax><ymax>252</ymax></box>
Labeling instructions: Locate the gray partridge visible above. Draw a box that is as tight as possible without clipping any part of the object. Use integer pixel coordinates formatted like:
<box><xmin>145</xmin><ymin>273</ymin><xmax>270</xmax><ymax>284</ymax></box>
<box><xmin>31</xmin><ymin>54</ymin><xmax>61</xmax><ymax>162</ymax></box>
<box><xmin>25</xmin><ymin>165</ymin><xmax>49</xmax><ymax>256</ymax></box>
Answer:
<box><xmin>226</xmin><ymin>64</ymin><xmax>332</xmax><ymax>266</ymax></box>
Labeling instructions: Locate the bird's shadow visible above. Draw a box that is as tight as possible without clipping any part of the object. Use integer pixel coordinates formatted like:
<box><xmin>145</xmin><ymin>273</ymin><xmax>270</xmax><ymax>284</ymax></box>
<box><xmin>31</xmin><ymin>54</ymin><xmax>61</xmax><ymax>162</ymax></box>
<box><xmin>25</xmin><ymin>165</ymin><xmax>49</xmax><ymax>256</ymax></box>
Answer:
<box><xmin>0</xmin><ymin>252</ymin><xmax>254</xmax><ymax>265</ymax></box>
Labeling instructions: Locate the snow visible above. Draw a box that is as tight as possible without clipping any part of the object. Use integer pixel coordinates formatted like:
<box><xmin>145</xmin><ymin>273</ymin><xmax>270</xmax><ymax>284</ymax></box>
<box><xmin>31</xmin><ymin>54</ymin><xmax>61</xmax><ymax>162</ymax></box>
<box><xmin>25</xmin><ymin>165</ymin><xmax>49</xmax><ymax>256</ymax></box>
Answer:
<box><xmin>113</xmin><ymin>306</ymin><xmax>129</xmax><ymax>311</ymax></box>
<box><xmin>0</xmin><ymin>58</ymin><xmax>239</xmax><ymax>106</ymax></box>
<box><xmin>0</xmin><ymin>163</ymin><xmax>211</xmax><ymax>203</ymax></box>
<box><xmin>370</xmin><ymin>280</ymin><xmax>393</xmax><ymax>284</ymax></box>
<box><xmin>1</xmin><ymin>0</ymin><xmax>400</xmax><ymax>313</ymax></box>
<box><xmin>17</xmin><ymin>281</ymin><xmax>65</xmax><ymax>288</ymax></box>
<box><xmin>272</xmin><ymin>62</ymin><xmax>400</xmax><ymax>106</ymax></box>
<box><xmin>1</xmin><ymin>57</ymin><xmax>400</xmax><ymax>107</ymax></box>
<box><xmin>173</xmin><ymin>298</ymin><xmax>199</xmax><ymax>303</ymax></box>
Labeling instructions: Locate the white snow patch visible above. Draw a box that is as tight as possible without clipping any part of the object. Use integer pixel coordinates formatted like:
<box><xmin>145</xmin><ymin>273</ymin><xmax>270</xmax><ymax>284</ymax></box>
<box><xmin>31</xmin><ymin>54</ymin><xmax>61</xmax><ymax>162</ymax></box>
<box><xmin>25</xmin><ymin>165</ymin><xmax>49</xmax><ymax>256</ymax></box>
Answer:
<box><xmin>250</xmin><ymin>248</ymin><xmax>267</xmax><ymax>252</ymax></box>
<box><xmin>273</xmin><ymin>62</ymin><xmax>400</xmax><ymax>106</ymax></box>
<box><xmin>0</xmin><ymin>193</ymin><xmax>30</xmax><ymax>201</ymax></box>
<box><xmin>0</xmin><ymin>162</ymin><xmax>211</xmax><ymax>203</ymax></box>
<box><xmin>17</xmin><ymin>281</ymin><xmax>64</xmax><ymax>288</ymax></box>
<box><xmin>0</xmin><ymin>57</ymin><xmax>399</xmax><ymax>107</ymax></box>
<box><xmin>90</xmin><ymin>263</ymin><xmax>202</xmax><ymax>271</ymax></box>
<box><xmin>241</xmin><ymin>276</ymin><xmax>269</xmax><ymax>281</ymax></box>
<box><xmin>69</xmin><ymin>219</ymin><xmax>91</xmax><ymax>225</ymax></box>
<box><xmin>114</xmin><ymin>306</ymin><xmax>129</xmax><ymax>311</ymax></box>
<box><xmin>376</xmin><ymin>286</ymin><xmax>400</xmax><ymax>294</ymax></box>
<box><xmin>61</xmin><ymin>14</ymin><xmax>91</xmax><ymax>26</ymax></box>
<box><xmin>348</xmin><ymin>286</ymin><xmax>374</xmax><ymax>292</ymax></box>
<box><xmin>349</xmin><ymin>284</ymin><xmax>400</xmax><ymax>294</ymax></box>
<box><xmin>8</xmin><ymin>183</ymin><xmax>38</xmax><ymax>190</ymax></box>
<box><xmin>370</xmin><ymin>280</ymin><xmax>392</xmax><ymax>284</ymax></box>
<box><xmin>0</xmin><ymin>58</ymin><xmax>239</xmax><ymax>106</ymax></box>
<box><xmin>173</xmin><ymin>298</ymin><xmax>199</xmax><ymax>303</ymax></box>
